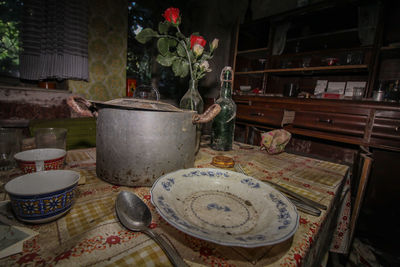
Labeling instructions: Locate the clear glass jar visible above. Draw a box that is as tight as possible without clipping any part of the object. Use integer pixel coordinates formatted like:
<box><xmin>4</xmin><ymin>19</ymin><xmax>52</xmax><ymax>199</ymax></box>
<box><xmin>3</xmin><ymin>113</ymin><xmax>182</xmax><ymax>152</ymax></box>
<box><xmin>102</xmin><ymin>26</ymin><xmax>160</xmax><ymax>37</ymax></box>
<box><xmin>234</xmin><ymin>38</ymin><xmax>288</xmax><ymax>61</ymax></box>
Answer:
<box><xmin>133</xmin><ymin>85</ymin><xmax>160</xmax><ymax>101</ymax></box>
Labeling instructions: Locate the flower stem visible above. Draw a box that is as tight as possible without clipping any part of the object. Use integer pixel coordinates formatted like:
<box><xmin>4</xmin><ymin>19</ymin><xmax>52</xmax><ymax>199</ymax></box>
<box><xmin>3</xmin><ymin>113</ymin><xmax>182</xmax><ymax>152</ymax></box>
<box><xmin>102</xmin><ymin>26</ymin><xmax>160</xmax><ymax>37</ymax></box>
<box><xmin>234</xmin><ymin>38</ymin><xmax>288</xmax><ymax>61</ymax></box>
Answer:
<box><xmin>157</xmin><ymin>28</ymin><xmax>194</xmax><ymax>81</ymax></box>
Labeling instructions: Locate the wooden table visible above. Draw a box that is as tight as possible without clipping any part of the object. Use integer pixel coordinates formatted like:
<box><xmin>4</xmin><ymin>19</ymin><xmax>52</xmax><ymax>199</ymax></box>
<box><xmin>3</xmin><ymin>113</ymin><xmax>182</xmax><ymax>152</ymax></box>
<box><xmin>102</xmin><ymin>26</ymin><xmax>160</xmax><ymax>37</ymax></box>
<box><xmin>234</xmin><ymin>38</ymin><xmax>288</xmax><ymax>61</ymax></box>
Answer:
<box><xmin>0</xmin><ymin>143</ymin><xmax>349</xmax><ymax>266</ymax></box>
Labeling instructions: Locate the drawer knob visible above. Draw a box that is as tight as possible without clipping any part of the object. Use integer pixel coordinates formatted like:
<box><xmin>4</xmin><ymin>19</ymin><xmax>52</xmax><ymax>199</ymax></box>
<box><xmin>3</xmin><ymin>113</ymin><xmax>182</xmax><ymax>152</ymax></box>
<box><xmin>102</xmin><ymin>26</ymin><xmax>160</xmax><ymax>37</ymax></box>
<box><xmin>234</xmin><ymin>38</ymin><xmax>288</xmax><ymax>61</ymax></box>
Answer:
<box><xmin>318</xmin><ymin>118</ymin><xmax>333</xmax><ymax>124</ymax></box>
<box><xmin>250</xmin><ymin>112</ymin><xmax>264</xmax><ymax>117</ymax></box>
<box><xmin>396</xmin><ymin>126</ymin><xmax>399</xmax><ymax>132</ymax></box>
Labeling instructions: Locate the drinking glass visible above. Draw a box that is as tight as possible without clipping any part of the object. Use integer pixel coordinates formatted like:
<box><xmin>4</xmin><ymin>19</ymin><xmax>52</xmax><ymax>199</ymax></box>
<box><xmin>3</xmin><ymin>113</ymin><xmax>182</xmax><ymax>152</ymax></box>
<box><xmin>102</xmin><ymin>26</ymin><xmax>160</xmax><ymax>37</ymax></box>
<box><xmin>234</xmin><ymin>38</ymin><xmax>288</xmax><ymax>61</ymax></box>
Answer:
<box><xmin>34</xmin><ymin>128</ymin><xmax>67</xmax><ymax>150</ymax></box>
<box><xmin>352</xmin><ymin>87</ymin><xmax>364</xmax><ymax>100</ymax></box>
<box><xmin>0</xmin><ymin>128</ymin><xmax>21</xmax><ymax>170</ymax></box>
<box><xmin>133</xmin><ymin>85</ymin><xmax>160</xmax><ymax>100</ymax></box>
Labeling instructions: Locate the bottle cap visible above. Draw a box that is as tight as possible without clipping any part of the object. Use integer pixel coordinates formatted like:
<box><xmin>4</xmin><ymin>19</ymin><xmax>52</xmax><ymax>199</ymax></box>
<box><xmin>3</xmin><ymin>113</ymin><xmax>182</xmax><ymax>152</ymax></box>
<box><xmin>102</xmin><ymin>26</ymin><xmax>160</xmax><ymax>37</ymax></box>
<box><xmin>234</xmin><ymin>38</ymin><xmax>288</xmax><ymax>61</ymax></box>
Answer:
<box><xmin>220</xmin><ymin>66</ymin><xmax>233</xmax><ymax>84</ymax></box>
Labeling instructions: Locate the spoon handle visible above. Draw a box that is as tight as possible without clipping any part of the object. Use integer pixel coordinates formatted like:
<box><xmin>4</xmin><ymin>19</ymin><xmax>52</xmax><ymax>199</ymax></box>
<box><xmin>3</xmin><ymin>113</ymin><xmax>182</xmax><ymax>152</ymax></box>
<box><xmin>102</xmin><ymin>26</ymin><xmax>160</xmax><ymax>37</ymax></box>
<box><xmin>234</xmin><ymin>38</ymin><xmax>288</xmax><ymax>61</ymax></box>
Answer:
<box><xmin>144</xmin><ymin>228</ymin><xmax>188</xmax><ymax>267</ymax></box>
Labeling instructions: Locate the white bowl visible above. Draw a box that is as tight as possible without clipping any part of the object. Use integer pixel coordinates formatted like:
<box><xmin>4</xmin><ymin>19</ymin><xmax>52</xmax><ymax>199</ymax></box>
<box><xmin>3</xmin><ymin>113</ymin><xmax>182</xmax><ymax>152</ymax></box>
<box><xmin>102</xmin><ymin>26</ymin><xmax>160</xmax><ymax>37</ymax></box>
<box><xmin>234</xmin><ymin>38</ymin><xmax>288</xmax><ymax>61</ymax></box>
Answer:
<box><xmin>14</xmin><ymin>148</ymin><xmax>67</xmax><ymax>173</ymax></box>
<box><xmin>240</xmin><ymin>85</ymin><xmax>252</xmax><ymax>92</ymax></box>
<box><xmin>5</xmin><ymin>170</ymin><xmax>80</xmax><ymax>223</ymax></box>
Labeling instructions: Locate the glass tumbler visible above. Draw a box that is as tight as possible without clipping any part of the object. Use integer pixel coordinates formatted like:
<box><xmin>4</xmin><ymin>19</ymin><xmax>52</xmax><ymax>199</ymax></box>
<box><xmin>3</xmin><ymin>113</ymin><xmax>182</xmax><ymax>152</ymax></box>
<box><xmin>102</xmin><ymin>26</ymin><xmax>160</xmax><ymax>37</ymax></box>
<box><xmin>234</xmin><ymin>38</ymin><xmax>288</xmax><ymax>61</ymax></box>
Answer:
<box><xmin>34</xmin><ymin>128</ymin><xmax>68</xmax><ymax>150</ymax></box>
<box><xmin>0</xmin><ymin>128</ymin><xmax>21</xmax><ymax>171</ymax></box>
<box><xmin>133</xmin><ymin>85</ymin><xmax>160</xmax><ymax>100</ymax></box>
<box><xmin>352</xmin><ymin>87</ymin><xmax>364</xmax><ymax>100</ymax></box>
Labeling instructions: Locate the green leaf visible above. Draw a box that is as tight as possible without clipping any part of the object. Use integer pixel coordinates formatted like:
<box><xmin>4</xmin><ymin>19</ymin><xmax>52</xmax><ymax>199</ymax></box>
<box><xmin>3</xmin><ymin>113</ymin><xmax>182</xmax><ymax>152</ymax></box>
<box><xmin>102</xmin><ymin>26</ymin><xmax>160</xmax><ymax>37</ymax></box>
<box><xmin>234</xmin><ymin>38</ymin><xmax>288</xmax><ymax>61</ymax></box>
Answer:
<box><xmin>172</xmin><ymin>59</ymin><xmax>182</xmax><ymax>77</ymax></box>
<box><xmin>156</xmin><ymin>54</ymin><xmax>176</xmax><ymax>67</ymax></box>
<box><xmin>157</xmin><ymin>38</ymin><xmax>169</xmax><ymax>56</ymax></box>
<box><xmin>200</xmin><ymin>52</ymin><xmax>211</xmax><ymax>61</ymax></box>
<box><xmin>135</xmin><ymin>28</ymin><xmax>158</xmax><ymax>44</ymax></box>
<box><xmin>185</xmin><ymin>37</ymin><xmax>191</xmax><ymax>49</ymax></box>
<box><xmin>168</xmin><ymin>38</ymin><xmax>178</xmax><ymax>48</ymax></box>
<box><xmin>189</xmin><ymin>50</ymin><xmax>195</xmax><ymax>62</ymax></box>
<box><xmin>176</xmin><ymin>32</ymin><xmax>186</xmax><ymax>39</ymax></box>
<box><xmin>172</xmin><ymin>59</ymin><xmax>189</xmax><ymax>78</ymax></box>
<box><xmin>158</xmin><ymin>21</ymin><xmax>170</xmax><ymax>34</ymax></box>
<box><xmin>177</xmin><ymin>42</ymin><xmax>186</xmax><ymax>57</ymax></box>
<box><xmin>157</xmin><ymin>38</ymin><xmax>178</xmax><ymax>56</ymax></box>
<box><xmin>180</xmin><ymin>60</ymin><xmax>189</xmax><ymax>78</ymax></box>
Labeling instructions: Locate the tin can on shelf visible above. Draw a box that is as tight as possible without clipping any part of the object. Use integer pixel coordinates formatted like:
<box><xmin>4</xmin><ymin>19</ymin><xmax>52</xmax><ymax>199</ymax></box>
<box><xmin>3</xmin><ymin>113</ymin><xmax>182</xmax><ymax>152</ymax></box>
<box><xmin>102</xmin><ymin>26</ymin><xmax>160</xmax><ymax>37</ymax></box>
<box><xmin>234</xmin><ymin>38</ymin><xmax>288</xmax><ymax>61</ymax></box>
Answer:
<box><xmin>373</xmin><ymin>90</ymin><xmax>385</xmax><ymax>101</ymax></box>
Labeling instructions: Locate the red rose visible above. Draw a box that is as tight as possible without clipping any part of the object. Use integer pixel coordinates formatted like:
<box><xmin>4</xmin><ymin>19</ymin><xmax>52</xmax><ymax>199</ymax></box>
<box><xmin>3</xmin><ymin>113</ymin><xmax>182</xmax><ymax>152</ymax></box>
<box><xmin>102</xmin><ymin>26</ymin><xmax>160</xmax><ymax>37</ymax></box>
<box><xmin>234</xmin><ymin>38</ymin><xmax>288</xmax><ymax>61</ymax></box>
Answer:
<box><xmin>163</xmin><ymin>7</ymin><xmax>180</xmax><ymax>25</ymax></box>
<box><xmin>190</xmin><ymin>35</ymin><xmax>206</xmax><ymax>49</ymax></box>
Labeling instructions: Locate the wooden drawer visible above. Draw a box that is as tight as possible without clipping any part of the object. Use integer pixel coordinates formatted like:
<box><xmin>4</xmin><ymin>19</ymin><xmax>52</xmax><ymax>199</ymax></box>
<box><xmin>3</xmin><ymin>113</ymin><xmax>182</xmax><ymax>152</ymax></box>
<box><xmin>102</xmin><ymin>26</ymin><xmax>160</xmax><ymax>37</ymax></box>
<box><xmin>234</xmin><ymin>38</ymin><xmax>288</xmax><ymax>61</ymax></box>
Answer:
<box><xmin>370</xmin><ymin>110</ymin><xmax>400</xmax><ymax>149</ymax></box>
<box><xmin>236</xmin><ymin>105</ymin><xmax>284</xmax><ymax>126</ymax></box>
<box><xmin>293</xmin><ymin>111</ymin><xmax>367</xmax><ymax>136</ymax></box>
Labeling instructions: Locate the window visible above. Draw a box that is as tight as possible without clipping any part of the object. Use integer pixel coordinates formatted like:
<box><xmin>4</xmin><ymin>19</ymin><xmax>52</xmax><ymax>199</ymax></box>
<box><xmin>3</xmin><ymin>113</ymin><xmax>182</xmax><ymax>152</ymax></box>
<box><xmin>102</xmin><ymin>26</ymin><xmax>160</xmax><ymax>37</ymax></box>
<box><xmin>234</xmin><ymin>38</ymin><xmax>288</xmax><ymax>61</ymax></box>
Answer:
<box><xmin>127</xmin><ymin>1</ymin><xmax>154</xmax><ymax>83</ymax></box>
<box><xmin>0</xmin><ymin>0</ymin><xmax>23</xmax><ymax>78</ymax></box>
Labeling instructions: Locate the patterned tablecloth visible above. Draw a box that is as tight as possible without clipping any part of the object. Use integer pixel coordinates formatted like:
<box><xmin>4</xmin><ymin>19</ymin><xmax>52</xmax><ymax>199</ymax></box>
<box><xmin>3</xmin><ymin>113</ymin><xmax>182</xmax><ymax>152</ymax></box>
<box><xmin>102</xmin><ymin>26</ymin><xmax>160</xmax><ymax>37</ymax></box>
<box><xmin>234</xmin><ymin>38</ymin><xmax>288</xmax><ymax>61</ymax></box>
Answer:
<box><xmin>0</xmin><ymin>143</ymin><xmax>350</xmax><ymax>266</ymax></box>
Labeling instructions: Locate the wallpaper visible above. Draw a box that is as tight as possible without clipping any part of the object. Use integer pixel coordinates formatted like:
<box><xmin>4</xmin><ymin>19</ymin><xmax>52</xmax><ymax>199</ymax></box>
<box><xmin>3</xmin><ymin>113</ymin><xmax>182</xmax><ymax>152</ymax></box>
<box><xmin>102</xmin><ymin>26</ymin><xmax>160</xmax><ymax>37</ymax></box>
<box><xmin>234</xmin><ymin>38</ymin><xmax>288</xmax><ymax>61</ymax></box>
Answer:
<box><xmin>68</xmin><ymin>0</ymin><xmax>127</xmax><ymax>101</ymax></box>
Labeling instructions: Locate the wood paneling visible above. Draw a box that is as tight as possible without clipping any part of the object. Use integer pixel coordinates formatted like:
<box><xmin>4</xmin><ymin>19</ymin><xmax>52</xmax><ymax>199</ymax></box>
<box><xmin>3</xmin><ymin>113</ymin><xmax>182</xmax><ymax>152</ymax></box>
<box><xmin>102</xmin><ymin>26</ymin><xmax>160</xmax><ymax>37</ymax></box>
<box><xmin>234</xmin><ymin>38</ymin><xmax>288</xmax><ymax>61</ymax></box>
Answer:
<box><xmin>233</xmin><ymin>95</ymin><xmax>400</xmax><ymax>151</ymax></box>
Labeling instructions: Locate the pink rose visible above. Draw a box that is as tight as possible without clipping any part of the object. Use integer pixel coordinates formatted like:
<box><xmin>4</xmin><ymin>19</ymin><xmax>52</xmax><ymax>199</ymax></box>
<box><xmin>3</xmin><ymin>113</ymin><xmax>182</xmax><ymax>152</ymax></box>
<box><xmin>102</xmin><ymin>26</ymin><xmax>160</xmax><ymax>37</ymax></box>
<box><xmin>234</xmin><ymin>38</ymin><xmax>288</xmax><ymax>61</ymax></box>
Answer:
<box><xmin>193</xmin><ymin>44</ymin><xmax>204</xmax><ymax>57</ymax></box>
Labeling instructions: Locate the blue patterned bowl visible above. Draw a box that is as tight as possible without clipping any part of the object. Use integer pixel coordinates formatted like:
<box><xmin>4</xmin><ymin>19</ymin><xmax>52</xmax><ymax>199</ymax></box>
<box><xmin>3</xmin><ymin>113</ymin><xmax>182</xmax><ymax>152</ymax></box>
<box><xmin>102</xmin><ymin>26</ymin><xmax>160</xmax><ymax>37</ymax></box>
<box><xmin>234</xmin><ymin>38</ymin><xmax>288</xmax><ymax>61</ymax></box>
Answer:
<box><xmin>5</xmin><ymin>170</ymin><xmax>80</xmax><ymax>223</ymax></box>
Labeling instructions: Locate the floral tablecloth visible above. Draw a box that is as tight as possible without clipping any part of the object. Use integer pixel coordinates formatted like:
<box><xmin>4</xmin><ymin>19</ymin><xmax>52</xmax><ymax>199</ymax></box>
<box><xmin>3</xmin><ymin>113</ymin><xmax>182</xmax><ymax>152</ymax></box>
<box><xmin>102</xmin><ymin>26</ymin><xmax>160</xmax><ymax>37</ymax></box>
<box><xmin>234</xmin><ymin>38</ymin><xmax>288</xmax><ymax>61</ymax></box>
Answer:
<box><xmin>0</xmin><ymin>143</ymin><xmax>349</xmax><ymax>266</ymax></box>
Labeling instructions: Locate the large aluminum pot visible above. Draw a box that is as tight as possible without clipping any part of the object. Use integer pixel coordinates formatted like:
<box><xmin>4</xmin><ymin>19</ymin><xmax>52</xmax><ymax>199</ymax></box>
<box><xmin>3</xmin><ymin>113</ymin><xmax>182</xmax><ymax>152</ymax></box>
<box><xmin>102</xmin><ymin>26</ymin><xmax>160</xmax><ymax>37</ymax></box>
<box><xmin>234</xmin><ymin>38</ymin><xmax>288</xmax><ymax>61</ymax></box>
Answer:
<box><xmin>67</xmin><ymin>96</ymin><xmax>220</xmax><ymax>186</ymax></box>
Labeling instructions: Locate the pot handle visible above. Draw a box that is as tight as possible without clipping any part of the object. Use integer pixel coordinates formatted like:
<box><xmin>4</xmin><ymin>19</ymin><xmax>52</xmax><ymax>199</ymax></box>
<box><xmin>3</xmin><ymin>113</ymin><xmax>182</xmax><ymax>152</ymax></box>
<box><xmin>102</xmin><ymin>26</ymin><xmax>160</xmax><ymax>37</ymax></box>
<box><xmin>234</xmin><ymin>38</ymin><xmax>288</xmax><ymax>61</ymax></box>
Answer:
<box><xmin>192</xmin><ymin>104</ymin><xmax>221</xmax><ymax>124</ymax></box>
<box><xmin>67</xmin><ymin>95</ymin><xmax>98</xmax><ymax>118</ymax></box>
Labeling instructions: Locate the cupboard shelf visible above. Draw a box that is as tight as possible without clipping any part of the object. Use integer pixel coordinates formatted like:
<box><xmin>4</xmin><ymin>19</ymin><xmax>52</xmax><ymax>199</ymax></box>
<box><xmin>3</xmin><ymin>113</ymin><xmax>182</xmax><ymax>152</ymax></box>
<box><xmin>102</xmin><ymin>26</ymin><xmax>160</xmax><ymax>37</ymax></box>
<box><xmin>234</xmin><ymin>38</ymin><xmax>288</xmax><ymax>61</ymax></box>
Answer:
<box><xmin>267</xmin><ymin>64</ymin><xmax>369</xmax><ymax>73</ymax></box>
<box><xmin>235</xmin><ymin>65</ymin><xmax>368</xmax><ymax>75</ymax></box>
<box><xmin>235</xmin><ymin>70</ymin><xmax>267</xmax><ymax>75</ymax></box>
<box><xmin>286</xmin><ymin>28</ymin><xmax>359</xmax><ymax>43</ymax></box>
<box><xmin>237</xmin><ymin>47</ymin><xmax>269</xmax><ymax>55</ymax></box>
<box><xmin>232</xmin><ymin>1</ymin><xmax>382</xmax><ymax>97</ymax></box>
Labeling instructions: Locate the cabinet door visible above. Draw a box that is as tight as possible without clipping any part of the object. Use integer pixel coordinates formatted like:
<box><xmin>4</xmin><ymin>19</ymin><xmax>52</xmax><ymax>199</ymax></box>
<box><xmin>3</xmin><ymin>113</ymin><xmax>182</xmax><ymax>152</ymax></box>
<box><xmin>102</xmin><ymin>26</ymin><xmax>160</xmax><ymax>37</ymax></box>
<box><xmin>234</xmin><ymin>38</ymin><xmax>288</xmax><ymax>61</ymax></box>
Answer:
<box><xmin>293</xmin><ymin>111</ymin><xmax>367</xmax><ymax>136</ymax></box>
<box><xmin>370</xmin><ymin>110</ymin><xmax>400</xmax><ymax>149</ymax></box>
<box><xmin>236</xmin><ymin>105</ymin><xmax>283</xmax><ymax>126</ymax></box>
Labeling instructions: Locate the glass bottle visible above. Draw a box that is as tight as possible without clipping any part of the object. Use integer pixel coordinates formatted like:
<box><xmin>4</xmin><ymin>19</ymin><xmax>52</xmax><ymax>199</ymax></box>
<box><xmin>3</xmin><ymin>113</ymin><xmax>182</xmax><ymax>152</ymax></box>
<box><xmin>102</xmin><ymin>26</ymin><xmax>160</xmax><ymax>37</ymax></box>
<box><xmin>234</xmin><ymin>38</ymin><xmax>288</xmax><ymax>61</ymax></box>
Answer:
<box><xmin>211</xmin><ymin>67</ymin><xmax>237</xmax><ymax>151</ymax></box>
<box><xmin>179</xmin><ymin>79</ymin><xmax>204</xmax><ymax>114</ymax></box>
<box><xmin>387</xmin><ymin>80</ymin><xmax>400</xmax><ymax>102</ymax></box>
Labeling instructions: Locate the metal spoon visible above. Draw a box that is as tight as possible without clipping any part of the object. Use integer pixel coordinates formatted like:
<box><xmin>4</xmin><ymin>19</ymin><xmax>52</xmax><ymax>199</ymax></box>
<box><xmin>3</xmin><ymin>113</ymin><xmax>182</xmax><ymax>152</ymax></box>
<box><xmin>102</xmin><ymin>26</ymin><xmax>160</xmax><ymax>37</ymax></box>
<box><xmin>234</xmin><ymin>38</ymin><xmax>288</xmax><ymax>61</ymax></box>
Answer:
<box><xmin>115</xmin><ymin>191</ymin><xmax>187</xmax><ymax>267</ymax></box>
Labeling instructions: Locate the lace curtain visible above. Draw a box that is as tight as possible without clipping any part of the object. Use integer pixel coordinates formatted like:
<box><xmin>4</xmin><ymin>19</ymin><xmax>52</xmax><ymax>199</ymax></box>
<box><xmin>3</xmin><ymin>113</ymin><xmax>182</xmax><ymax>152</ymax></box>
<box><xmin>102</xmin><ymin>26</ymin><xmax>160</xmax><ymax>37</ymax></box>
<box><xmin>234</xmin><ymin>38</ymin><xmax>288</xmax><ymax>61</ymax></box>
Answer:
<box><xmin>19</xmin><ymin>0</ymin><xmax>88</xmax><ymax>81</ymax></box>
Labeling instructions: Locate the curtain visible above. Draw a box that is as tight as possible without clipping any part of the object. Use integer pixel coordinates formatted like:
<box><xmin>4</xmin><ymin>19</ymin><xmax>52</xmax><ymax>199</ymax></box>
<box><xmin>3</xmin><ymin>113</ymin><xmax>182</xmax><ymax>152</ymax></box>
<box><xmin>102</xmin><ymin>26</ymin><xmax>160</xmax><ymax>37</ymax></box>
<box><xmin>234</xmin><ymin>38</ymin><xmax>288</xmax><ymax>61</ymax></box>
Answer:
<box><xmin>272</xmin><ymin>21</ymin><xmax>290</xmax><ymax>56</ymax></box>
<box><xmin>19</xmin><ymin>0</ymin><xmax>88</xmax><ymax>81</ymax></box>
<box><xmin>358</xmin><ymin>3</ymin><xmax>379</xmax><ymax>46</ymax></box>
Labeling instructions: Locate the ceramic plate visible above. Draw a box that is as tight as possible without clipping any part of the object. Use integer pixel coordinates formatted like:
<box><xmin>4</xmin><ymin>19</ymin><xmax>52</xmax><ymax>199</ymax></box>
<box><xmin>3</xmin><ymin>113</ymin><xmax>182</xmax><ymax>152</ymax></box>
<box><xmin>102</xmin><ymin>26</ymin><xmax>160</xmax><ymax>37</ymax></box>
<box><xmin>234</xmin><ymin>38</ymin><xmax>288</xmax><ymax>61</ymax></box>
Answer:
<box><xmin>151</xmin><ymin>168</ymin><xmax>299</xmax><ymax>247</ymax></box>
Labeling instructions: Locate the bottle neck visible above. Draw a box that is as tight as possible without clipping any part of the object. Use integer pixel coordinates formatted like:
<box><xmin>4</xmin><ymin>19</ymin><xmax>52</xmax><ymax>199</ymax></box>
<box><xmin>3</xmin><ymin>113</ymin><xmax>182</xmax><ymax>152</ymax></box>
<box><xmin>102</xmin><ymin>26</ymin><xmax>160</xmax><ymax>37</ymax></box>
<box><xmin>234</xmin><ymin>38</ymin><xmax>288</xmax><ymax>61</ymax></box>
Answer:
<box><xmin>220</xmin><ymin>81</ymin><xmax>232</xmax><ymax>98</ymax></box>
<box><xmin>189</xmin><ymin>79</ymin><xmax>198</xmax><ymax>91</ymax></box>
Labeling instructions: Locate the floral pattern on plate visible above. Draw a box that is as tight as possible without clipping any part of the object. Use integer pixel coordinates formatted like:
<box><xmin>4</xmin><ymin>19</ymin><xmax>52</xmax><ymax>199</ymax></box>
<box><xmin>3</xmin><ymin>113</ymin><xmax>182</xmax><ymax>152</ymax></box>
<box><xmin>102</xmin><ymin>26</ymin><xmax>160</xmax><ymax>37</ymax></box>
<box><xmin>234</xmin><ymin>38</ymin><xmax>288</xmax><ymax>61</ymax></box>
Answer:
<box><xmin>151</xmin><ymin>168</ymin><xmax>299</xmax><ymax>247</ymax></box>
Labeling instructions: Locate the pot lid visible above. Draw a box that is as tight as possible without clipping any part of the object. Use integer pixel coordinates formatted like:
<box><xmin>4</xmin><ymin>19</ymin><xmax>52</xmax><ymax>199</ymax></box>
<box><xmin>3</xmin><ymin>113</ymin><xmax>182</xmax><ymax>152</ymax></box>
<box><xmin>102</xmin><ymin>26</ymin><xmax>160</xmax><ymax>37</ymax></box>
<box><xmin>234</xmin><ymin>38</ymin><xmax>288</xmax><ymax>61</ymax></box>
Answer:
<box><xmin>91</xmin><ymin>98</ymin><xmax>185</xmax><ymax>112</ymax></box>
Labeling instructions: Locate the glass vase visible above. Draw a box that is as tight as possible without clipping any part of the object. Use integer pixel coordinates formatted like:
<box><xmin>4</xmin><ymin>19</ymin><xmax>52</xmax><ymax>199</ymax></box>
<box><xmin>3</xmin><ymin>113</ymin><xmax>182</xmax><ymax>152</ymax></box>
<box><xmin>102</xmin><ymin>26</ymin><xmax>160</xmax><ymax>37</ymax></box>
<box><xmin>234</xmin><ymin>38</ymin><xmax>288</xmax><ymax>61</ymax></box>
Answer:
<box><xmin>179</xmin><ymin>79</ymin><xmax>204</xmax><ymax>153</ymax></box>
<box><xmin>179</xmin><ymin>79</ymin><xmax>204</xmax><ymax>114</ymax></box>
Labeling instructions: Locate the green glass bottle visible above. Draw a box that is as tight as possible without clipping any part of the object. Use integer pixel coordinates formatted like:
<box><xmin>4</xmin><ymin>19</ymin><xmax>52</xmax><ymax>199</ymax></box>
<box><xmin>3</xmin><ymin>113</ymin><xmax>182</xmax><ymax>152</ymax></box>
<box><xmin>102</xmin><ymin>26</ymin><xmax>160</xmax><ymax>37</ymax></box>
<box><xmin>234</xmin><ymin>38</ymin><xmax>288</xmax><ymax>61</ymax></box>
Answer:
<box><xmin>211</xmin><ymin>67</ymin><xmax>236</xmax><ymax>151</ymax></box>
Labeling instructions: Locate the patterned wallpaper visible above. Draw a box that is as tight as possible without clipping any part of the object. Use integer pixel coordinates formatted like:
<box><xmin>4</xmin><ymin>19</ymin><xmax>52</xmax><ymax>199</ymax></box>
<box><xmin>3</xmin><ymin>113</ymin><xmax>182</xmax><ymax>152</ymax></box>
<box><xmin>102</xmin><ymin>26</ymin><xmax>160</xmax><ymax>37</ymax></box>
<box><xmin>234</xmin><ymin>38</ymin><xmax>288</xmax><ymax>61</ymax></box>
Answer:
<box><xmin>68</xmin><ymin>0</ymin><xmax>127</xmax><ymax>101</ymax></box>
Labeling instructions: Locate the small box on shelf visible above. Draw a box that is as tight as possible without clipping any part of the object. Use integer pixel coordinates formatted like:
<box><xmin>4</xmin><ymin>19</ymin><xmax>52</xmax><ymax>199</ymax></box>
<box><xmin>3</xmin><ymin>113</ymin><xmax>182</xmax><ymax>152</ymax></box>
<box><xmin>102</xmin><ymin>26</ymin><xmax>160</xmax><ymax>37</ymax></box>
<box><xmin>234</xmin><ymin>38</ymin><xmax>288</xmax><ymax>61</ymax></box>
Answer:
<box><xmin>327</xmin><ymin>82</ymin><xmax>346</xmax><ymax>95</ymax></box>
